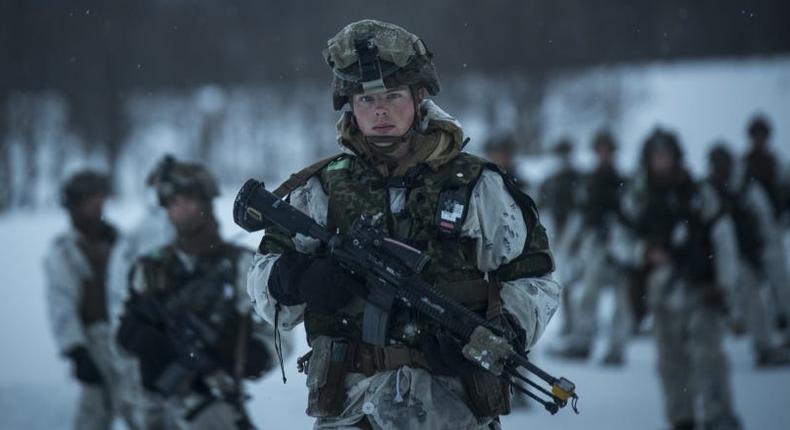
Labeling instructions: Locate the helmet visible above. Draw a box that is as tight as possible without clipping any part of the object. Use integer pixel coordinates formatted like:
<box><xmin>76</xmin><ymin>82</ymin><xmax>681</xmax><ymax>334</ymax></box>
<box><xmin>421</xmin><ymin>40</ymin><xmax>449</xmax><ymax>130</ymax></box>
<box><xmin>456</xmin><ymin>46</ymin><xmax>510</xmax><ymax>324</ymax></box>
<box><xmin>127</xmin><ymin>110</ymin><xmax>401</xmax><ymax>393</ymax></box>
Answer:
<box><xmin>708</xmin><ymin>142</ymin><xmax>732</xmax><ymax>164</ymax></box>
<box><xmin>640</xmin><ymin>127</ymin><xmax>683</xmax><ymax>168</ymax></box>
<box><xmin>60</xmin><ymin>170</ymin><xmax>112</xmax><ymax>209</ymax></box>
<box><xmin>323</xmin><ymin>19</ymin><xmax>440</xmax><ymax>110</ymax></box>
<box><xmin>591</xmin><ymin>129</ymin><xmax>617</xmax><ymax>152</ymax></box>
<box><xmin>747</xmin><ymin>115</ymin><xmax>771</xmax><ymax>139</ymax></box>
<box><xmin>147</xmin><ymin>155</ymin><xmax>219</xmax><ymax>206</ymax></box>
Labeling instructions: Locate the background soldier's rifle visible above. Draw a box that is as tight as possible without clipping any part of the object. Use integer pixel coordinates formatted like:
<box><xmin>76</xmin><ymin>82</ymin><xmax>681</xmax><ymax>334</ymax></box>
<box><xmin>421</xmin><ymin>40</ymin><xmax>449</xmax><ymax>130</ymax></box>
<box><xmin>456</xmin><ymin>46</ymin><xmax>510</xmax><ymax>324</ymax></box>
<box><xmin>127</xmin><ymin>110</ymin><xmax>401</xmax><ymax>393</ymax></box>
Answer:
<box><xmin>132</xmin><ymin>262</ymin><xmax>257</xmax><ymax>429</ymax></box>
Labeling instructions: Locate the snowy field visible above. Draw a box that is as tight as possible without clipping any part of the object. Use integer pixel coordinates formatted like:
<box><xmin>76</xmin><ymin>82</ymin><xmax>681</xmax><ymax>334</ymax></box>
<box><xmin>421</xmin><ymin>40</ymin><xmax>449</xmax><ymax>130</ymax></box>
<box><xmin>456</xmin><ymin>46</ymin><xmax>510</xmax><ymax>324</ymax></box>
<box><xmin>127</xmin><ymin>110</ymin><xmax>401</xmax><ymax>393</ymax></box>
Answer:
<box><xmin>1</xmin><ymin>194</ymin><xmax>789</xmax><ymax>430</ymax></box>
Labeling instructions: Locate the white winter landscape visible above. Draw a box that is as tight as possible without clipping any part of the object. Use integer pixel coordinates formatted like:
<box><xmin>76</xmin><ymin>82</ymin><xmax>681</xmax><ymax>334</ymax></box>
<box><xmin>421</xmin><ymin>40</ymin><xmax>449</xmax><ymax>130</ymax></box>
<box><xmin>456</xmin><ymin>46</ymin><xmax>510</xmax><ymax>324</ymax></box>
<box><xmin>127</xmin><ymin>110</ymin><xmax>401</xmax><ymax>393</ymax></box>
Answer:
<box><xmin>1</xmin><ymin>57</ymin><xmax>789</xmax><ymax>429</ymax></box>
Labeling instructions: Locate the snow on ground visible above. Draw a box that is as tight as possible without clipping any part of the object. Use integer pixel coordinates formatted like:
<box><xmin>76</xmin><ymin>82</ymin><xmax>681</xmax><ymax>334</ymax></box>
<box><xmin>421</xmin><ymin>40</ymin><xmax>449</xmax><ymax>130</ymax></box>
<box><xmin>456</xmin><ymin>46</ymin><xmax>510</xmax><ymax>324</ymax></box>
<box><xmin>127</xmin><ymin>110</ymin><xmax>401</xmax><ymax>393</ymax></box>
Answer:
<box><xmin>1</xmin><ymin>194</ymin><xmax>789</xmax><ymax>430</ymax></box>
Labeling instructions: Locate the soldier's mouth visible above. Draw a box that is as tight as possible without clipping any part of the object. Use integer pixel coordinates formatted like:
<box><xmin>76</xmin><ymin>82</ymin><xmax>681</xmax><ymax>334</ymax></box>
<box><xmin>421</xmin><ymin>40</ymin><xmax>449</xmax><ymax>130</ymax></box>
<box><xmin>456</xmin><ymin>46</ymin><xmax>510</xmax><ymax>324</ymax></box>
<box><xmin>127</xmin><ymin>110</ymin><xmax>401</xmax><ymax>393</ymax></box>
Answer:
<box><xmin>372</xmin><ymin>125</ymin><xmax>395</xmax><ymax>133</ymax></box>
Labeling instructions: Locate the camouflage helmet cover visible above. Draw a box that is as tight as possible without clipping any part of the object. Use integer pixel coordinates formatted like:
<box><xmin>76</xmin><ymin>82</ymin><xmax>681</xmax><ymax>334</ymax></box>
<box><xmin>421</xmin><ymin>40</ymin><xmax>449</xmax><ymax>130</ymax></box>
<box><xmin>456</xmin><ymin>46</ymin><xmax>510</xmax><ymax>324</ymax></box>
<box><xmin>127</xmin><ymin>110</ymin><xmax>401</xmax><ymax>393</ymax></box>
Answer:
<box><xmin>147</xmin><ymin>155</ymin><xmax>220</xmax><ymax>206</ymax></box>
<box><xmin>323</xmin><ymin>19</ymin><xmax>440</xmax><ymax>110</ymax></box>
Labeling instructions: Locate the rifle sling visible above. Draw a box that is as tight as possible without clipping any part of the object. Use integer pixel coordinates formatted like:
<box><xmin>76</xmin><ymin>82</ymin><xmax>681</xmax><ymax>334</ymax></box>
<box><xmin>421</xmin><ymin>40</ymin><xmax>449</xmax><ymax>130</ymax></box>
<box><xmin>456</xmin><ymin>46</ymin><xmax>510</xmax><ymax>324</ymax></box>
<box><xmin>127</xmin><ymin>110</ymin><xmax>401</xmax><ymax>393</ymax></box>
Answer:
<box><xmin>272</xmin><ymin>154</ymin><xmax>345</xmax><ymax>198</ymax></box>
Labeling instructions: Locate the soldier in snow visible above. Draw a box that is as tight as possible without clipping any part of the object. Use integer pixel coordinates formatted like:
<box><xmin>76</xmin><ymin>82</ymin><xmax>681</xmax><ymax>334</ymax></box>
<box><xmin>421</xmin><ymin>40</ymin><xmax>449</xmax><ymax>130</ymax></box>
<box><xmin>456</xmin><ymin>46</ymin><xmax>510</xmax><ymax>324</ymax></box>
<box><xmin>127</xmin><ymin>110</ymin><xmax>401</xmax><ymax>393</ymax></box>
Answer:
<box><xmin>247</xmin><ymin>19</ymin><xmax>561</xmax><ymax>429</ymax></box>
<box><xmin>117</xmin><ymin>159</ymin><xmax>275</xmax><ymax>429</ymax></box>
<box><xmin>44</xmin><ymin>170</ymin><xmax>139</xmax><ymax>429</ymax></box>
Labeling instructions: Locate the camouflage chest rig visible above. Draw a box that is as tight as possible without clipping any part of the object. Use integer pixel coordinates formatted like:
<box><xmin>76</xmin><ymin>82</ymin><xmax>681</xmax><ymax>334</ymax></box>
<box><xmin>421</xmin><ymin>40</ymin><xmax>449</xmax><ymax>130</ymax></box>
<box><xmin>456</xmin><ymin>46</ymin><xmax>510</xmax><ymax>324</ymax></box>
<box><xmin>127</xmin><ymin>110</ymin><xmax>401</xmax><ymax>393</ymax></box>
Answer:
<box><xmin>264</xmin><ymin>152</ymin><xmax>553</xmax><ymax>353</ymax></box>
<box><xmin>135</xmin><ymin>244</ymin><xmax>253</xmax><ymax>381</ymax></box>
<box><xmin>262</xmin><ymin>152</ymin><xmax>554</xmax><ymax>418</ymax></box>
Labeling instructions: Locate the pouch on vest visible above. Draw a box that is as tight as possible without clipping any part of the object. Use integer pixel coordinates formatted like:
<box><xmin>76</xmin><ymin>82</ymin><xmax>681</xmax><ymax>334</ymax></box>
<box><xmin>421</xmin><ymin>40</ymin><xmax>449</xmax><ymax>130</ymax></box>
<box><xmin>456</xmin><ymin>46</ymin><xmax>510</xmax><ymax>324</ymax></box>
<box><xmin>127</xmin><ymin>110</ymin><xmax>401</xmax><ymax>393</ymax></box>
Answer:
<box><xmin>462</xmin><ymin>368</ymin><xmax>512</xmax><ymax>418</ymax></box>
<box><xmin>306</xmin><ymin>336</ymin><xmax>349</xmax><ymax>417</ymax></box>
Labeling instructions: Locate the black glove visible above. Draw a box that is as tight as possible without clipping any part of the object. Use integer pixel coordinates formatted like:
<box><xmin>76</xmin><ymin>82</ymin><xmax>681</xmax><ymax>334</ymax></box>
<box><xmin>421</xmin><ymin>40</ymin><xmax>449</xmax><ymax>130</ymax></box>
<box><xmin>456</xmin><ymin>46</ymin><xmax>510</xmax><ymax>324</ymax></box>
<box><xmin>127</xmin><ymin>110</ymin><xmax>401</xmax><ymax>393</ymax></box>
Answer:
<box><xmin>242</xmin><ymin>337</ymin><xmax>273</xmax><ymax>379</ymax></box>
<box><xmin>269</xmin><ymin>252</ymin><xmax>360</xmax><ymax>313</ymax></box>
<box><xmin>117</xmin><ymin>301</ymin><xmax>179</xmax><ymax>391</ymax></box>
<box><xmin>420</xmin><ymin>331</ymin><xmax>479</xmax><ymax>377</ymax></box>
<box><xmin>65</xmin><ymin>346</ymin><xmax>103</xmax><ymax>385</ymax></box>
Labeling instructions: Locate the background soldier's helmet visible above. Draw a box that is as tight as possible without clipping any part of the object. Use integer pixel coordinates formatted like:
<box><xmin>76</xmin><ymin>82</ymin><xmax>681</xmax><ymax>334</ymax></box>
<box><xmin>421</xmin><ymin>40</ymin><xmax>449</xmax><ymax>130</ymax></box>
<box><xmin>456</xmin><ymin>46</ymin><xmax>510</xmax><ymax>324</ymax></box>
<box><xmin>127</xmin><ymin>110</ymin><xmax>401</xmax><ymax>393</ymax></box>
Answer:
<box><xmin>747</xmin><ymin>115</ymin><xmax>771</xmax><ymax>139</ymax></box>
<box><xmin>592</xmin><ymin>129</ymin><xmax>617</xmax><ymax>152</ymax></box>
<box><xmin>640</xmin><ymin>127</ymin><xmax>684</xmax><ymax>167</ymax></box>
<box><xmin>146</xmin><ymin>154</ymin><xmax>220</xmax><ymax>206</ymax></box>
<box><xmin>60</xmin><ymin>170</ymin><xmax>112</xmax><ymax>209</ymax></box>
<box><xmin>552</xmin><ymin>137</ymin><xmax>574</xmax><ymax>156</ymax></box>
<box><xmin>323</xmin><ymin>19</ymin><xmax>440</xmax><ymax>110</ymax></box>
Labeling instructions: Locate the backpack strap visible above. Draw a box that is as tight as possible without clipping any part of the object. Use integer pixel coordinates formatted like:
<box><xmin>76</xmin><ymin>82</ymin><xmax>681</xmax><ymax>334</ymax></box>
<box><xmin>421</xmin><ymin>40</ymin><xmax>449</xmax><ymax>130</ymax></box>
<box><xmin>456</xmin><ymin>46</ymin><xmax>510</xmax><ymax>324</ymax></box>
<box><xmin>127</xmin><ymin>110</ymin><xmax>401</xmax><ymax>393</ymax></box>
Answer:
<box><xmin>272</xmin><ymin>154</ymin><xmax>348</xmax><ymax>198</ymax></box>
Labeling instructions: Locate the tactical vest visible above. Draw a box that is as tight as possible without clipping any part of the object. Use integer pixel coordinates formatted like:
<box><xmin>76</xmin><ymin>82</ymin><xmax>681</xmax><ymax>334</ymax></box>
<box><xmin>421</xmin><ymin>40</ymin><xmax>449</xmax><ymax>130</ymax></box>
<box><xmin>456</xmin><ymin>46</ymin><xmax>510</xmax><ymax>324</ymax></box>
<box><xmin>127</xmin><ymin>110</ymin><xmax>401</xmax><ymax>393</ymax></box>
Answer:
<box><xmin>265</xmin><ymin>152</ymin><xmax>554</xmax><ymax>419</ymax></box>
<box><xmin>269</xmin><ymin>152</ymin><xmax>554</xmax><ymax>346</ymax></box>
<box><xmin>634</xmin><ymin>177</ymin><xmax>718</xmax><ymax>283</ymax></box>
<box><xmin>137</xmin><ymin>243</ymin><xmax>252</xmax><ymax>375</ymax></box>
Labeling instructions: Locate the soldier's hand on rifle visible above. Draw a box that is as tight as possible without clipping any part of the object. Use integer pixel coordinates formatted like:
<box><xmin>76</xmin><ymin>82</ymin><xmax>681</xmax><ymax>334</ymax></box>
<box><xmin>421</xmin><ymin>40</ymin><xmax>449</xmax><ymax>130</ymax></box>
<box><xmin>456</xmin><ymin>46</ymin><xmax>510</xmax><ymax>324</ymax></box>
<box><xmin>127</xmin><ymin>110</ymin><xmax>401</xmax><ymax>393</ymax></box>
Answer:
<box><xmin>269</xmin><ymin>252</ymin><xmax>361</xmax><ymax>313</ymax></box>
<box><xmin>117</xmin><ymin>300</ymin><xmax>179</xmax><ymax>391</ymax></box>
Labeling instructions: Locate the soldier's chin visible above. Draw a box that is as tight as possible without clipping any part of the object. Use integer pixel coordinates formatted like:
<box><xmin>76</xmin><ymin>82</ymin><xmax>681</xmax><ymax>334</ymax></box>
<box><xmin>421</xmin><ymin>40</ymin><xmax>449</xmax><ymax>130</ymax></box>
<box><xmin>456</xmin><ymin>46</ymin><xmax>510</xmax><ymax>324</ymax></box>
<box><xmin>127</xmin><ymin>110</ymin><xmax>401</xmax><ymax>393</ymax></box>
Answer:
<box><xmin>371</xmin><ymin>140</ymin><xmax>397</xmax><ymax>148</ymax></box>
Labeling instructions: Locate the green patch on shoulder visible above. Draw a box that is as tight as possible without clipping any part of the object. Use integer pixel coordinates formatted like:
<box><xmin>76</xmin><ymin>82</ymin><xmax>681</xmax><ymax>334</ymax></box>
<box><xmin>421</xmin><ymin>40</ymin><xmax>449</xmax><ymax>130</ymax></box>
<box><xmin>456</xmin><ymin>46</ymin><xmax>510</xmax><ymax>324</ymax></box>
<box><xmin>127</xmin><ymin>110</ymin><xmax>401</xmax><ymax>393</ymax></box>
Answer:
<box><xmin>326</xmin><ymin>157</ymin><xmax>351</xmax><ymax>171</ymax></box>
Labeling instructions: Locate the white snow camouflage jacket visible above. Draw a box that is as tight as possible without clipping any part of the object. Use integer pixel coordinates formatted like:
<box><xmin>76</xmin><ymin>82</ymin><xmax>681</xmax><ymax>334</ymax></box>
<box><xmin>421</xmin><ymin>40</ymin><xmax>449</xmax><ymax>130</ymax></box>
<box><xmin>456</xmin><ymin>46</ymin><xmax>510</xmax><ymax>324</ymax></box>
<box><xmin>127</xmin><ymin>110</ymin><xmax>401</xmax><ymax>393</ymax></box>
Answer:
<box><xmin>247</xmin><ymin>158</ymin><xmax>562</xmax><ymax>428</ymax></box>
<box><xmin>43</xmin><ymin>228</ymin><xmax>99</xmax><ymax>355</ymax></box>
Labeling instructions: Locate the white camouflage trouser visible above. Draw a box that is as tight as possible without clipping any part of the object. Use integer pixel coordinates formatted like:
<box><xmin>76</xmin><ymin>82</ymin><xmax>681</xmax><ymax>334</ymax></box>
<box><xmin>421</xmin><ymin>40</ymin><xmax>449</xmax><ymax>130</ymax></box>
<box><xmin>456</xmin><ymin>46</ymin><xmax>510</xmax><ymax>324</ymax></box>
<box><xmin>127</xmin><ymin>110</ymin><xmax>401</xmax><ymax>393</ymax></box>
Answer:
<box><xmin>763</xmin><ymin>231</ymin><xmax>790</xmax><ymax>330</ymax></box>
<box><xmin>731</xmin><ymin>262</ymin><xmax>778</xmax><ymax>352</ymax></box>
<box><xmin>648</xmin><ymin>266</ymin><xmax>740</xmax><ymax>429</ymax></box>
<box><xmin>77</xmin><ymin>323</ymin><xmax>141</xmax><ymax>430</ymax></box>
<box><xmin>565</xmin><ymin>233</ymin><xmax>632</xmax><ymax>353</ymax></box>
<box><xmin>312</xmin><ymin>367</ymin><xmax>498</xmax><ymax>430</ymax></box>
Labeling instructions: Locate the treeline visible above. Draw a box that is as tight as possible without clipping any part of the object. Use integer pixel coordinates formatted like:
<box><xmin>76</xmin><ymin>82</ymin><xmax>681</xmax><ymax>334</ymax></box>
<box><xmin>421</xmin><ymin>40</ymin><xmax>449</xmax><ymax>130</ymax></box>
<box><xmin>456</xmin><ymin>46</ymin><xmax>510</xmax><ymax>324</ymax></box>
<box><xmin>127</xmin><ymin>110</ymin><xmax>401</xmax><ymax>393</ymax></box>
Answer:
<box><xmin>1</xmin><ymin>0</ymin><xmax>788</xmax><ymax>211</ymax></box>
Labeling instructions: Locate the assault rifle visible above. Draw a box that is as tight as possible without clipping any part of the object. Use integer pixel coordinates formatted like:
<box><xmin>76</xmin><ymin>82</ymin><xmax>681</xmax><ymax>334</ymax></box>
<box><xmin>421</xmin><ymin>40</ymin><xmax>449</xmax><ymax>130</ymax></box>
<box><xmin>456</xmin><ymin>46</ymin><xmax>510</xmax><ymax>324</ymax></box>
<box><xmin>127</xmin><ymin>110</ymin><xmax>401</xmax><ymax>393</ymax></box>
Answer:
<box><xmin>132</xmin><ymin>262</ymin><xmax>257</xmax><ymax>429</ymax></box>
<box><xmin>233</xmin><ymin>179</ymin><xmax>579</xmax><ymax>415</ymax></box>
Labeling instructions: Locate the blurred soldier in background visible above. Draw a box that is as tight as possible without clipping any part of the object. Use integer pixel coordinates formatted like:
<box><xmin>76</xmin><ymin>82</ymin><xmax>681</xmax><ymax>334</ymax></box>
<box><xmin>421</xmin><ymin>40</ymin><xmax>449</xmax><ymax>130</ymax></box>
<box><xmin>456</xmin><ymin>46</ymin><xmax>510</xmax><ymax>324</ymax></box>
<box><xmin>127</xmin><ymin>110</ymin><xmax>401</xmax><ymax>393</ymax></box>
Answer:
<box><xmin>742</xmin><ymin>115</ymin><xmax>790</xmax><ymax>337</ymax></box>
<box><xmin>539</xmin><ymin>138</ymin><xmax>580</xmax><ymax>237</ymax></box>
<box><xmin>483</xmin><ymin>132</ymin><xmax>529</xmax><ymax>191</ymax></box>
<box><xmin>548</xmin><ymin>130</ymin><xmax>633</xmax><ymax>365</ymax></box>
<box><xmin>247</xmin><ymin>19</ymin><xmax>560</xmax><ymax>429</ymax></box>
<box><xmin>625</xmin><ymin>129</ymin><xmax>742</xmax><ymax>430</ymax></box>
<box><xmin>744</xmin><ymin>115</ymin><xmax>783</xmax><ymax>217</ymax></box>
<box><xmin>44</xmin><ymin>170</ymin><xmax>139</xmax><ymax>429</ymax></box>
<box><xmin>708</xmin><ymin>144</ymin><xmax>790</xmax><ymax>366</ymax></box>
<box><xmin>117</xmin><ymin>159</ymin><xmax>275</xmax><ymax>429</ymax></box>
<box><xmin>540</xmin><ymin>138</ymin><xmax>581</xmax><ymax>336</ymax></box>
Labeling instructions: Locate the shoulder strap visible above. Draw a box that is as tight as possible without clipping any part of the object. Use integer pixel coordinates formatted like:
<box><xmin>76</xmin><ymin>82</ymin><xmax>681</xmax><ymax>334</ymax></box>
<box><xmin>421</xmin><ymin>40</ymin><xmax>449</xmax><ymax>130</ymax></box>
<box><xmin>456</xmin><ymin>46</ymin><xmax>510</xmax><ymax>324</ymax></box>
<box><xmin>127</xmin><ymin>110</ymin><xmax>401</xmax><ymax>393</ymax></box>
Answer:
<box><xmin>272</xmin><ymin>154</ymin><xmax>347</xmax><ymax>198</ymax></box>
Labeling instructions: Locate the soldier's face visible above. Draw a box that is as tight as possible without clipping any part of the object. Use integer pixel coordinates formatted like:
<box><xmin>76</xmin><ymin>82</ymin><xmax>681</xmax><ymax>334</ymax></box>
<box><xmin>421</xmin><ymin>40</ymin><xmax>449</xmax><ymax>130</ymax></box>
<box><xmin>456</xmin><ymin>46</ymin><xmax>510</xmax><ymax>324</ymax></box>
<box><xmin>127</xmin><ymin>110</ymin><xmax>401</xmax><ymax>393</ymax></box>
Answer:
<box><xmin>595</xmin><ymin>145</ymin><xmax>614</xmax><ymax>166</ymax></box>
<box><xmin>76</xmin><ymin>194</ymin><xmax>106</xmax><ymax>220</ymax></box>
<box><xmin>166</xmin><ymin>194</ymin><xmax>207</xmax><ymax>232</ymax></box>
<box><xmin>751</xmin><ymin>134</ymin><xmax>767</xmax><ymax>150</ymax></box>
<box><xmin>352</xmin><ymin>87</ymin><xmax>415</xmax><ymax>140</ymax></box>
<box><xmin>649</xmin><ymin>148</ymin><xmax>675</xmax><ymax>177</ymax></box>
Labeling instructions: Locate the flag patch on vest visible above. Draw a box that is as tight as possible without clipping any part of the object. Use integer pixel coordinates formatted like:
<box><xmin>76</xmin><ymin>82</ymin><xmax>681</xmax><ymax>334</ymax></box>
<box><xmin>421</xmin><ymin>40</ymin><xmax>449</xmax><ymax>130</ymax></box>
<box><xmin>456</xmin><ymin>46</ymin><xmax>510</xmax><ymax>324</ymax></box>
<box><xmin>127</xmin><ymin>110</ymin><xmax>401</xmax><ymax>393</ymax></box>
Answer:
<box><xmin>436</xmin><ymin>187</ymin><xmax>469</xmax><ymax>235</ymax></box>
